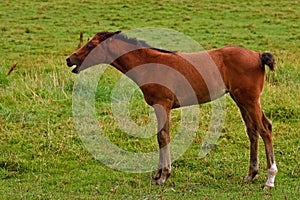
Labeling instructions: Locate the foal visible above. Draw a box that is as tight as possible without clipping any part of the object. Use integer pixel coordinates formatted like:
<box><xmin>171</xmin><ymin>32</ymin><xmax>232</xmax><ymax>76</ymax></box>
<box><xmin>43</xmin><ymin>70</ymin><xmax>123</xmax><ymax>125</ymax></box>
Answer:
<box><xmin>66</xmin><ymin>31</ymin><xmax>278</xmax><ymax>188</ymax></box>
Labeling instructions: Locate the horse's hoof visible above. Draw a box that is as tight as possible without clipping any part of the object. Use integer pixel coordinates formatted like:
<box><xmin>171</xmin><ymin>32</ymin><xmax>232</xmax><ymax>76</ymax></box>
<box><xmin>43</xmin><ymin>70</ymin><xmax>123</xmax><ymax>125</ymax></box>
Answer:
<box><xmin>152</xmin><ymin>175</ymin><xmax>160</xmax><ymax>181</ymax></box>
<box><xmin>152</xmin><ymin>169</ymin><xmax>162</xmax><ymax>181</ymax></box>
<box><xmin>244</xmin><ymin>175</ymin><xmax>254</xmax><ymax>182</ymax></box>
<box><xmin>263</xmin><ymin>184</ymin><xmax>274</xmax><ymax>190</ymax></box>
<box><xmin>156</xmin><ymin>178</ymin><xmax>166</xmax><ymax>185</ymax></box>
<box><xmin>245</xmin><ymin>176</ymin><xmax>252</xmax><ymax>181</ymax></box>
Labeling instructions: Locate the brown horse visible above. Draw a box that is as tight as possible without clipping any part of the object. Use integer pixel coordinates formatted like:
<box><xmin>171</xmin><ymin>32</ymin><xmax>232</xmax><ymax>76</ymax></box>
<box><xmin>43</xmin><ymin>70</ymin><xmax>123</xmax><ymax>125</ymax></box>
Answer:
<box><xmin>66</xmin><ymin>31</ymin><xmax>278</xmax><ymax>188</ymax></box>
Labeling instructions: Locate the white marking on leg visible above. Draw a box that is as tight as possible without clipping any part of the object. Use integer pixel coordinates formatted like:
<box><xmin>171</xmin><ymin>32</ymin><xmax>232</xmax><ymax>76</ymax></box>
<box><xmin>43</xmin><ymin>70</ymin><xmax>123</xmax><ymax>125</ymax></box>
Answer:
<box><xmin>265</xmin><ymin>163</ymin><xmax>278</xmax><ymax>187</ymax></box>
<box><xmin>156</xmin><ymin>145</ymin><xmax>171</xmax><ymax>185</ymax></box>
<box><xmin>161</xmin><ymin>144</ymin><xmax>171</xmax><ymax>170</ymax></box>
<box><xmin>153</xmin><ymin>151</ymin><xmax>163</xmax><ymax>180</ymax></box>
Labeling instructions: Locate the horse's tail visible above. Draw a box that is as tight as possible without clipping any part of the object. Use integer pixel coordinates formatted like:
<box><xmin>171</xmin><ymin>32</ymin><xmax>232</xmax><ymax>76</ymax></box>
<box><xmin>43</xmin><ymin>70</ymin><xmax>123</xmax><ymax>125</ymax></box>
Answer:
<box><xmin>260</xmin><ymin>52</ymin><xmax>275</xmax><ymax>71</ymax></box>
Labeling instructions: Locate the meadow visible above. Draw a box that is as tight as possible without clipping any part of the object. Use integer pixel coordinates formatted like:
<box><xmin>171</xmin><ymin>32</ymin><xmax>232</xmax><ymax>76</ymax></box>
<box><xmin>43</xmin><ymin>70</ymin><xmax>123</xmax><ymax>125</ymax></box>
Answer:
<box><xmin>0</xmin><ymin>0</ymin><xmax>299</xmax><ymax>199</ymax></box>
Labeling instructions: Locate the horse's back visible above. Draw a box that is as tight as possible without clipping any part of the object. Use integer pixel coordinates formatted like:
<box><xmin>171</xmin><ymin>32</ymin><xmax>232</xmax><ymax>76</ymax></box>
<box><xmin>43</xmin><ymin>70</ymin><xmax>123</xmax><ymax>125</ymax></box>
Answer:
<box><xmin>215</xmin><ymin>46</ymin><xmax>261</xmax><ymax>71</ymax></box>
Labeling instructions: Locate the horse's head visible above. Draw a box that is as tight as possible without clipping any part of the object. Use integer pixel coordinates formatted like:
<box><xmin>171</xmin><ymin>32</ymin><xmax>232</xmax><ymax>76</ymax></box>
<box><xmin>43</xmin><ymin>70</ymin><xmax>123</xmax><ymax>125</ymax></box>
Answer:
<box><xmin>66</xmin><ymin>31</ymin><xmax>121</xmax><ymax>73</ymax></box>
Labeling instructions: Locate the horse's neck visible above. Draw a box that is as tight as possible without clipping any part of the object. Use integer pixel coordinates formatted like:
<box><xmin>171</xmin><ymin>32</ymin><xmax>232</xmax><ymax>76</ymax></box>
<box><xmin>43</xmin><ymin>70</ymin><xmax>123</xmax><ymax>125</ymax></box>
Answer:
<box><xmin>110</xmin><ymin>47</ymin><xmax>154</xmax><ymax>74</ymax></box>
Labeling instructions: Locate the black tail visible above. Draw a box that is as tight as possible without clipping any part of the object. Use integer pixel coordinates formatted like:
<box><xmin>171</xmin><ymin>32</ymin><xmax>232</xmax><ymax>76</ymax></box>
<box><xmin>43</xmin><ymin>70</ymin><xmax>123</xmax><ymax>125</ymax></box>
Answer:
<box><xmin>260</xmin><ymin>52</ymin><xmax>275</xmax><ymax>71</ymax></box>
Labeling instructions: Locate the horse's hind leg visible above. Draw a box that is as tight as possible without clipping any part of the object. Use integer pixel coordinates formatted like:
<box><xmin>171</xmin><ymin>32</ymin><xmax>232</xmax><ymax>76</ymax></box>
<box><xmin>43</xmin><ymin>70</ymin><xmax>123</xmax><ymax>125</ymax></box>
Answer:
<box><xmin>231</xmin><ymin>93</ymin><xmax>277</xmax><ymax>188</ymax></box>
<box><xmin>236</xmin><ymin>102</ymin><xmax>260</xmax><ymax>181</ymax></box>
<box><xmin>245</xmin><ymin>116</ymin><xmax>260</xmax><ymax>181</ymax></box>
<box><xmin>261</xmin><ymin>112</ymin><xmax>278</xmax><ymax>188</ymax></box>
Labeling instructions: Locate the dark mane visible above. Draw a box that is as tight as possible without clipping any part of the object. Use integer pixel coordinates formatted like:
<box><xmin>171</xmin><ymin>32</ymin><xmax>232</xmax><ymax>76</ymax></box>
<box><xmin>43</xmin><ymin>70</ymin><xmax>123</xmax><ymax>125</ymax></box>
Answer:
<box><xmin>112</xmin><ymin>32</ymin><xmax>176</xmax><ymax>54</ymax></box>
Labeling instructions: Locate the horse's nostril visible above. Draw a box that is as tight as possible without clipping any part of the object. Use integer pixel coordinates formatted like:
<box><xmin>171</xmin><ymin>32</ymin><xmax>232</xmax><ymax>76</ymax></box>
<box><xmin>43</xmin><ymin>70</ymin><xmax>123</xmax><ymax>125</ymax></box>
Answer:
<box><xmin>66</xmin><ymin>57</ymin><xmax>70</xmax><ymax>63</ymax></box>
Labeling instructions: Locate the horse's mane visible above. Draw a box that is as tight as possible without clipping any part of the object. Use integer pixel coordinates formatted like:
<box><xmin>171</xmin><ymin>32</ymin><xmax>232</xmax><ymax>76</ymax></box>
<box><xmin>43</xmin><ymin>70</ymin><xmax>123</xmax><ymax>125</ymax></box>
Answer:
<box><xmin>110</xmin><ymin>32</ymin><xmax>175</xmax><ymax>54</ymax></box>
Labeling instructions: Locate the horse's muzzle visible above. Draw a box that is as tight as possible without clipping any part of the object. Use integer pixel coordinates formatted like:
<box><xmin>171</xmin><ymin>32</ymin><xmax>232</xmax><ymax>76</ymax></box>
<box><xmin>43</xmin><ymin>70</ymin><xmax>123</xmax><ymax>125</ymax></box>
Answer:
<box><xmin>71</xmin><ymin>66</ymin><xmax>80</xmax><ymax>74</ymax></box>
<box><xmin>66</xmin><ymin>57</ymin><xmax>73</xmax><ymax>67</ymax></box>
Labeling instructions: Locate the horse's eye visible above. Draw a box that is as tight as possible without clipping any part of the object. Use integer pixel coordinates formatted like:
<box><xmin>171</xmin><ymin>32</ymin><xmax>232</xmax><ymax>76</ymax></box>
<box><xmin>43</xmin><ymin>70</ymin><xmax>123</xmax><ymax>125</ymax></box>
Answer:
<box><xmin>86</xmin><ymin>44</ymin><xmax>93</xmax><ymax>50</ymax></box>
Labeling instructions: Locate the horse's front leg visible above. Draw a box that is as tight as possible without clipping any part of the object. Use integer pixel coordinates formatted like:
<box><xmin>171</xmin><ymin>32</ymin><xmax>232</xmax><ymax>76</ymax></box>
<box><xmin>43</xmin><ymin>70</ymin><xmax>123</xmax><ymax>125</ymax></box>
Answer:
<box><xmin>153</xmin><ymin>142</ymin><xmax>171</xmax><ymax>185</ymax></box>
<box><xmin>152</xmin><ymin>104</ymin><xmax>171</xmax><ymax>185</ymax></box>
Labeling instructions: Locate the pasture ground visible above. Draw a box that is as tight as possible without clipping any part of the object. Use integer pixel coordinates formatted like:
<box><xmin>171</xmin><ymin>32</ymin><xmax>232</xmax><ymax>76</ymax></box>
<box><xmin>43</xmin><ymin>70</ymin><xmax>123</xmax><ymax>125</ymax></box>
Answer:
<box><xmin>0</xmin><ymin>0</ymin><xmax>299</xmax><ymax>199</ymax></box>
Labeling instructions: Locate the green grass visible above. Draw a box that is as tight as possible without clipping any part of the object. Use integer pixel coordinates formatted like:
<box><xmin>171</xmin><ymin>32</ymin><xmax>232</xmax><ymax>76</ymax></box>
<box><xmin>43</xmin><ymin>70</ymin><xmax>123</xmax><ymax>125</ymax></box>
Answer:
<box><xmin>0</xmin><ymin>0</ymin><xmax>299</xmax><ymax>199</ymax></box>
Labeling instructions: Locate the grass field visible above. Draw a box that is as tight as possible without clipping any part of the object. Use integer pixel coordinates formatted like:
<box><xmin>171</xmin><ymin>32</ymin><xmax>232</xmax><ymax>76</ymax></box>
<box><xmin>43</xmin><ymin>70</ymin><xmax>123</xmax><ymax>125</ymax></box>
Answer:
<box><xmin>0</xmin><ymin>0</ymin><xmax>299</xmax><ymax>199</ymax></box>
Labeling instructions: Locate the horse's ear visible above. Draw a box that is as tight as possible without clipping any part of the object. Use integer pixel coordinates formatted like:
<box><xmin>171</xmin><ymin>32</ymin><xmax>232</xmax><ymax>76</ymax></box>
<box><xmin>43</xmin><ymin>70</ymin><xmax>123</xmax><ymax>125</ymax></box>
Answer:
<box><xmin>114</xmin><ymin>31</ymin><xmax>121</xmax><ymax>35</ymax></box>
